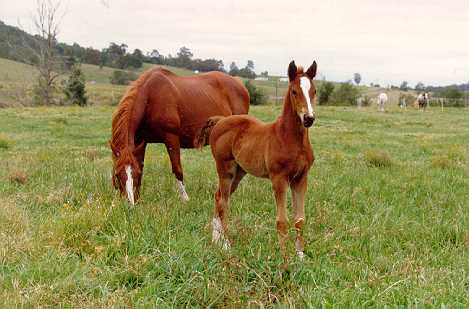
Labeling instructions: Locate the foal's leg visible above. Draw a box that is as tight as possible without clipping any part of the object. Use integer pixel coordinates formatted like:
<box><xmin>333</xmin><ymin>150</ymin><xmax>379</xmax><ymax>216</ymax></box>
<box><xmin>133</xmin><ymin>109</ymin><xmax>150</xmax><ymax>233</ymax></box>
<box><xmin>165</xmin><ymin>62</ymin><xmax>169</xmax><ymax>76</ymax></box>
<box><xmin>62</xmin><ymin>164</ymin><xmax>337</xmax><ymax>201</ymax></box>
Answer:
<box><xmin>291</xmin><ymin>175</ymin><xmax>308</xmax><ymax>260</ymax></box>
<box><xmin>164</xmin><ymin>134</ymin><xmax>189</xmax><ymax>202</ymax></box>
<box><xmin>213</xmin><ymin>160</ymin><xmax>236</xmax><ymax>249</ymax></box>
<box><xmin>272</xmin><ymin>176</ymin><xmax>289</xmax><ymax>268</ymax></box>
<box><xmin>230</xmin><ymin>165</ymin><xmax>246</xmax><ymax>195</ymax></box>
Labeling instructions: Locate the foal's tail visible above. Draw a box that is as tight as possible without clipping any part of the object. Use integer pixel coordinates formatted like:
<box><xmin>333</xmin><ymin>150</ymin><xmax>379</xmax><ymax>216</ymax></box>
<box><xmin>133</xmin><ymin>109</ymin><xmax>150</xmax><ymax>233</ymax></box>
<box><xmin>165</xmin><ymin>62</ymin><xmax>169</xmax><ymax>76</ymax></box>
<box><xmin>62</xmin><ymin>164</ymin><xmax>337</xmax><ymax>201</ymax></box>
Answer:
<box><xmin>194</xmin><ymin>116</ymin><xmax>225</xmax><ymax>149</ymax></box>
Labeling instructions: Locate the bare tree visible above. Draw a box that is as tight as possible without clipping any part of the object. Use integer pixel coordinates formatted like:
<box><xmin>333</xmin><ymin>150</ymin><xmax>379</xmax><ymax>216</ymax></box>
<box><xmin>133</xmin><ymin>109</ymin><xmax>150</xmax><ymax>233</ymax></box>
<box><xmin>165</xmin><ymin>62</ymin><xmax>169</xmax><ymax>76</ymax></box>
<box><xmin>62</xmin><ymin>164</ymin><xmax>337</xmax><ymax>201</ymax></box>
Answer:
<box><xmin>7</xmin><ymin>0</ymin><xmax>65</xmax><ymax>105</ymax></box>
<box><xmin>29</xmin><ymin>0</ymin><xmax>65</xmax><ymax>105</ymax></box>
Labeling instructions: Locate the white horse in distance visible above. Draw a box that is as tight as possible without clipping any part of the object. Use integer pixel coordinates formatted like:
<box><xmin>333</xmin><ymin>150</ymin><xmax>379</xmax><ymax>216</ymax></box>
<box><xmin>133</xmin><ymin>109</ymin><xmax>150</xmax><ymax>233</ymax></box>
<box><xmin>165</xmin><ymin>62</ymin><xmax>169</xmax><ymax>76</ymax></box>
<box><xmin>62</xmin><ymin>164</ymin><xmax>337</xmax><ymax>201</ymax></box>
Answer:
<box><xmin>377</xmin><ymin>93</ymin><xmax>388</xmax><ymax>112</ymax></box>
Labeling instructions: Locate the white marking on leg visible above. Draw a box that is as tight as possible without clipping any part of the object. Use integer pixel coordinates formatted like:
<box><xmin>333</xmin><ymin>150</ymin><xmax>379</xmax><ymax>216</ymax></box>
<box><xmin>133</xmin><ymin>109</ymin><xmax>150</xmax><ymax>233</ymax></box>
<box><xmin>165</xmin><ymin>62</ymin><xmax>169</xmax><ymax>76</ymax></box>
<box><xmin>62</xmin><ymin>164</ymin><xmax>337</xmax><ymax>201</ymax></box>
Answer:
<box><xmin>125</xmin><ymin>165</ymin><xmax>135</xmax><ymax>206</ymax></box>
<box><xmin>212</xmin><ymin>217</ymin><xmax>223</xmax><ymax>243</ymax></box>
<box><xmin>300</xmin><ymin>76</ymin><xmax>314</xmax><ymax>117</ymax></box>
<box><xmin>177</xmin><ymin>180</ymin><xmax>189</xmax><ymax>202</ymax></box>
<box><xmin>297</xmin><ymin>250</ymin><xmax>305</xmax><ymax>260</ymax></box>
<box><xmin>212</xmin><ymin>217</ymin><xmax>230</xmax><ymax>249</ymax></box>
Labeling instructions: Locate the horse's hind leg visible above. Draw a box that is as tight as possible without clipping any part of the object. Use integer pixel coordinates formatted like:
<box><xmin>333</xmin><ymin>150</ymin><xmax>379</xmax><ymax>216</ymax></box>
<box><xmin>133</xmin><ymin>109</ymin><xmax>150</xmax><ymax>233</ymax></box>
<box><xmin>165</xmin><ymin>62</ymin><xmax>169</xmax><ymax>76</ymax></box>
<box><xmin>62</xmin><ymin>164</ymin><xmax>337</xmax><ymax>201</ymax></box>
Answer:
<box><xmin>291</xmin><ymin>175</ymin><xmax>308</xmax><ymax>260</ymax></box>
<box><xmin>213</xmin><ymin>160</ymin><xmax>236</xmax><ymax>249</ymax></box>
<box><xmin>164</xmin><ymin>134</ymin><xmax>189</xmax><ymax>202</ymax></box>
<box><xmin>230</xmin><ymin>165</ymin><xmax>246</xmax><ymax>195</ymax></box>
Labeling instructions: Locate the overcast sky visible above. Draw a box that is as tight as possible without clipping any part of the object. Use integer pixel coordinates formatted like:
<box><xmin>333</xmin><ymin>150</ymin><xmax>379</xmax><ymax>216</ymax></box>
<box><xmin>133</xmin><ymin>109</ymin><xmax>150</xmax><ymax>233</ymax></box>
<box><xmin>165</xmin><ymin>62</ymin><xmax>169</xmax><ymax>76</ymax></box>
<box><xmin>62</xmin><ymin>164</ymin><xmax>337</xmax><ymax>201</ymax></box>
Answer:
<box><xmin>1</xmin><ymin>0</ymin><xmax>468</xmax><ymax>86</ymax></box>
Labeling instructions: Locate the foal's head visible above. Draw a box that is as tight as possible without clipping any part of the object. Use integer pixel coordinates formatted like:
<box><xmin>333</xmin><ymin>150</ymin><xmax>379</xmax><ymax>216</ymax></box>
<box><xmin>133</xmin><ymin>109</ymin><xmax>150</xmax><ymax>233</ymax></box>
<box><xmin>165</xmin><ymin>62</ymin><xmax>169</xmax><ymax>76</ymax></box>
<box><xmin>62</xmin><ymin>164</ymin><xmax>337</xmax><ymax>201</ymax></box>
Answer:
<box><xmin>287</xmin><ymin>60</ymin><xmax>317</xmax><ymax>128</ymax></box>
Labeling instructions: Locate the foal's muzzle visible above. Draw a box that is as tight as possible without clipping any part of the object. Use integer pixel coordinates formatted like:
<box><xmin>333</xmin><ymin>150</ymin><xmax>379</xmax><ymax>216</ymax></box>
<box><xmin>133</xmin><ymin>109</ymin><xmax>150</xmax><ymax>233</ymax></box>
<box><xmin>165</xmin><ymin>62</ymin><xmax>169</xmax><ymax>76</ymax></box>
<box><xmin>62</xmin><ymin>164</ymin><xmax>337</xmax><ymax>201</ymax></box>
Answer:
<box><xmin>303</xmin><ymin>114</ymin><xmax>315</xmax><ymax>128</ymax></box>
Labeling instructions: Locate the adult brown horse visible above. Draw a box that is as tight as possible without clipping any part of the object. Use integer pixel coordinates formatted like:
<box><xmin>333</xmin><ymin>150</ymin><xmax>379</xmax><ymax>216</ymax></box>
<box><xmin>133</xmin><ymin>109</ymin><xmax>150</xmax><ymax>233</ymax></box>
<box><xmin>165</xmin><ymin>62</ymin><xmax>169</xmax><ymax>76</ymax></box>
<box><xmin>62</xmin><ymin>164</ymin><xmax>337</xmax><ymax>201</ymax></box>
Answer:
<box><xmin>199</xmin><ymin>60</ymin><xmax>317</xmax><ymax>268</ymax></box>
<box><xmin>110</xmin><ymin>67</ymin><xmax>249</xmax><ymax>205</ymax></box>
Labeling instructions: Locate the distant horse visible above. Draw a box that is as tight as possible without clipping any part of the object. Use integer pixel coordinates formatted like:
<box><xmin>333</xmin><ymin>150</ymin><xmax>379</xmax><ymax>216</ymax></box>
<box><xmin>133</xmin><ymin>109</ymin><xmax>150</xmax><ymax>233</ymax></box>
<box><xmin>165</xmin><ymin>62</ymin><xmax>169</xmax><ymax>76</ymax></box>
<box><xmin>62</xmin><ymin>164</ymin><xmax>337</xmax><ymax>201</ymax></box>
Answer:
<box><xmin>110</xmin><ymin>67</ymin><xmax>249</xmax><ymax>205</ymax></box>
<box><xmin>417</xmin><ymin>92</ymin><xmax>429</xmax><ymax>110</ymax></box>
<box><xmin>378</xmin><ymin>92</ymin><xmax>388</xmax><ymax>112</ymax></box>
<box><xmin>198</xmin><ymin>61</ymin><xmax>317</xmax><ymax>268</ymax></box>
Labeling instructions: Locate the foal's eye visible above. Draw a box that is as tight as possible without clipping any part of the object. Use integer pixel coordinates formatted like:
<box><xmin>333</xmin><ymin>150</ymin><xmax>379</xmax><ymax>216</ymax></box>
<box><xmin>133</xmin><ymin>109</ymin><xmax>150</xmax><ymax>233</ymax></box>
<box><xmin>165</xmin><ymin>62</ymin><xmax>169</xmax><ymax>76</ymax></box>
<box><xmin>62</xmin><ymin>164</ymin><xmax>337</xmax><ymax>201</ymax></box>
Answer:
<box><xmin>292</xmin><ymin>90</ymin><xmax>297</xmax><ymax>96</ymax></box>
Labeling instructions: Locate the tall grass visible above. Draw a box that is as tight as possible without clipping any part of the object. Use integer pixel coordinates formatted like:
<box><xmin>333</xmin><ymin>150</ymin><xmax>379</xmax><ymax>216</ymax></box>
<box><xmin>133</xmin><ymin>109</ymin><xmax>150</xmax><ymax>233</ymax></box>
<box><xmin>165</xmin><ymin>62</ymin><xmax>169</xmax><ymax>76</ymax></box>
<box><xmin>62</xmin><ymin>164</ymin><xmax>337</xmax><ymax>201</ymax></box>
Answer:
<box><xmin>0</xmin><ymin>105</ymin><xmax>468</xmax><ymax>306</ymax></box>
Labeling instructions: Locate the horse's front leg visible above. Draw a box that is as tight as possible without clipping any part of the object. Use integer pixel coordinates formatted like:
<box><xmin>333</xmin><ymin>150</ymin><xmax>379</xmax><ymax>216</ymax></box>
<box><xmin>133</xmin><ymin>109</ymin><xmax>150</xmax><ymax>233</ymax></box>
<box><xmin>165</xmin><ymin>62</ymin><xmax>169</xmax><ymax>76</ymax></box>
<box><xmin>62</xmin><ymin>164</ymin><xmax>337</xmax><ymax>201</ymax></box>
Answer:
<box><xmin>133</xmin><ymin>141</ymin><xmax>147</xmax><ymax>201</ymax></box>
<box><xmin>291</xmin><ymin>175</ymin><xmax>308</xmax><ymax>260</ymax></box>
<box><xmin>272</xmin><ymin>176</ymin><xmax>289</xmax><ymax>269</ymax></box>
<box><xmin>164</xmin><ymin>134</ymin><xmax>189</xmax><ymax>202</ymax></box>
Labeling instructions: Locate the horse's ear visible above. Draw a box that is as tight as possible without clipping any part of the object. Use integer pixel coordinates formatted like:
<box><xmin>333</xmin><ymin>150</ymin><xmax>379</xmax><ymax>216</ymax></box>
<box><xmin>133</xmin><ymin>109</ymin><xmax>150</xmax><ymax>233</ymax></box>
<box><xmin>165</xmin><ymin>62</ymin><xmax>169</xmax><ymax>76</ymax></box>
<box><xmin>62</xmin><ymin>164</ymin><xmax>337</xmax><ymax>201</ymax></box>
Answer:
<box><xmin>288</xmin><ymin>60</ymin><xmax>297</xmax><ymax>82</ymax></box>
<box><xmin>306</xmin><ymin>61</ymin><xmax>317</xmax><ymax>79</ymax></box>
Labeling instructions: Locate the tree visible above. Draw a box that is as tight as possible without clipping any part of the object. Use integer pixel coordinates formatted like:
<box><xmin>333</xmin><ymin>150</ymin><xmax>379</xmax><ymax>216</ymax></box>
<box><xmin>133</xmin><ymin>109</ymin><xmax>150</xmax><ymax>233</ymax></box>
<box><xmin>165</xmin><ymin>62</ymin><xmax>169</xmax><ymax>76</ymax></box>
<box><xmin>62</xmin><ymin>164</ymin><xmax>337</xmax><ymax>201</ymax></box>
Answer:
<box><xmin>247</xmin><ymin>60</ymin><xmax>254</xmax><ymax>70</ymax></box>
<box><xmin>244</xmin><ymin>80</ymin><xmax>266</xmax><ymax>105</ymax></box>
<box><xmin>84</xmin><ymin>47</ymin><xmax>100</xmax><ymax>65</ymax></box>
<box><xmin>318</xmin><ymin>81</ymin><xmax>335</xmax><ymax>105</ymax></box>
<box><xmin>176</xmin><ymin>46</ymin><xmax>193</xmax><ymax>68</ymax></box>
<box><xmin>330</xmin><ymin>82</ymin><xmax>360</xmax><ymax>105</ymax></box>
<box><xmin>353</xmin><ymin>73</ymin><xmax>361</xmax><ymax>85</ymax></box>
<box><xmin>261</xmin><ymin>71</ymin><xmax>268</xmax><ymax>77</ymax></box>
<box><xmin>27</xmin><ymin>0</ymin><xmax>66</xmax><ymax>105</ymax></box>
<box><xmin>399</xmin><ymin>81</ymin><xmax>409</xmax><ymax>91</ymax></box>
<box><xmin>415</xmin><ymin>82</ymin><xmax>425</xmax><ymax>91</ymax></box>
<box><xmin>149</xmin><ymin>49</ymin><xmax>162</xmax><ymax>64</ymax></box>
<box><xmin>229</xmin><ymin>61</ymin><xmax>239</xmax><ymax>76</ymax></box>
<box><xmin>64</xmin><ymin>64</ymin><xmax>87</xmax><ymax>106</ymax></box>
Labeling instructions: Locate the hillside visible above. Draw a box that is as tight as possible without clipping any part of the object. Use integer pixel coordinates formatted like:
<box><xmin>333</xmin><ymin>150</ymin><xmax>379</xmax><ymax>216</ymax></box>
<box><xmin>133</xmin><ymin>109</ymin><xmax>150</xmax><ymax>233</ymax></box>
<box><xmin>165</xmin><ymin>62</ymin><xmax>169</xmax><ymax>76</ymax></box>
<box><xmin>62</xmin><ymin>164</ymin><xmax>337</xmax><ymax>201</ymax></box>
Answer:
<box><xmin>0</xmin><ymin>57</ymin><xmax>195</xmax><ymax>107</ymax></box>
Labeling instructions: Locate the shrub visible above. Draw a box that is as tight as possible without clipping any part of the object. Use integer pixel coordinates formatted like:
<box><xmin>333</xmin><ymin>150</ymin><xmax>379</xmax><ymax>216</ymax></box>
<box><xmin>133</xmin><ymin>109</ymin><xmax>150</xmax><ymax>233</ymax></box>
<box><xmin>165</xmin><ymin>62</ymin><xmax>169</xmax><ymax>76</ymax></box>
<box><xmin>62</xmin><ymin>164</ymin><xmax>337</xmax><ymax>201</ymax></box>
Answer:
<box><xmin>0</xmin><ymin>134</ymin><xmax>11</xmax><ymax>149</ymax></box>
<box><xmin>64</xmin><ymin>65</ymin><xmax>88</xmax><ymax>106</ymax></box>
<box><xmin>363</xmin><ymin>150</ymin><xmax>392</xmax><ymax>167</ymax></box>
<box><xmin>244</xmin><ymin>80</ymin><xmax>267</xmax><ymax>105</ymax></box>
<box><xmin>361</xmin><ymin>95</ymin><xmax>372</xmax><ymax>106</ymax></box>
<box><xmin>330</xmin><ymin>82</ymin><xmax>360</xmax><ymax>106</ymax></box>
<box><xmin>318</xmin><ymin>81</ymin><xmax>335</xmax><ymax>105</ymax></box>
<box><xmin>110</xmin><ymin>70</ymin><xmax>138</xmax><ymax>85</ymax></box>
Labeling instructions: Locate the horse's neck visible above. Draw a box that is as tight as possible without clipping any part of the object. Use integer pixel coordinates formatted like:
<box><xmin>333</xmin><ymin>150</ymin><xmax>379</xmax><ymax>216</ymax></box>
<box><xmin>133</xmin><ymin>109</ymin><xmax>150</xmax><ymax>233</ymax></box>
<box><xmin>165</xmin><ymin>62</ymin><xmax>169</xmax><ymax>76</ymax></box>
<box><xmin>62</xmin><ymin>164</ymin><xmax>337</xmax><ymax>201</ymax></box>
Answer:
<box><xmin>277</xmin><ymin>95</ymin><xmax>308</xmax><ymax>143</ymax></box>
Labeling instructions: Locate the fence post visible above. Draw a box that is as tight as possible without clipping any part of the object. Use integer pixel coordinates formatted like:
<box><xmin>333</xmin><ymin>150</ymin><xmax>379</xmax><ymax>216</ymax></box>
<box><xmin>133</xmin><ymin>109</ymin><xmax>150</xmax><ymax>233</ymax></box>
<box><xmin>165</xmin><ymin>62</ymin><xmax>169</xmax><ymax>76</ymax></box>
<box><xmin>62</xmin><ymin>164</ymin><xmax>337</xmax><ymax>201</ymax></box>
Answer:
<box><xmin>275</xmin><ymin>79</ymin><xmax>279</xmax><ymax>105</ymax></box>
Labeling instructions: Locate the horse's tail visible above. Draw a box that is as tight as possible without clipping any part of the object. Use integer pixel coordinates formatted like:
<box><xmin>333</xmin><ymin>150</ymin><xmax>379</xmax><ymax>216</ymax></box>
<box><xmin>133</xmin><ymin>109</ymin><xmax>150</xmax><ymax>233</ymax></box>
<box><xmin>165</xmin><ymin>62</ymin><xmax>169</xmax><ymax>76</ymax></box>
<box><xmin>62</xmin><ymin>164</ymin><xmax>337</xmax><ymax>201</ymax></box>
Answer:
<box><xmin>194</xmin><ymin>116</ymin><xmax>225</xmax><ymax>149</ymax></box>
<box><xmin>110</xmin><ymin>68</ymin><xmax>156</xmax><ymax>178</ymax></box>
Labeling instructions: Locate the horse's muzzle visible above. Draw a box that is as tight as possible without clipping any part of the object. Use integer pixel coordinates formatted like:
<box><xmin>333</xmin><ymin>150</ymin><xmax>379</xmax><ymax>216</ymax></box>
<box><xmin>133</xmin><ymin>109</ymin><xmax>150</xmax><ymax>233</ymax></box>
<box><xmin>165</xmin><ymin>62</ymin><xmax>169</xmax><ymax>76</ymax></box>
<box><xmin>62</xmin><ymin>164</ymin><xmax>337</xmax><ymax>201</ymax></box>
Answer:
<box><xmin>303</xmin><ymin>114</ymin><xmax>315</xmax><ymax>128</ymax></box>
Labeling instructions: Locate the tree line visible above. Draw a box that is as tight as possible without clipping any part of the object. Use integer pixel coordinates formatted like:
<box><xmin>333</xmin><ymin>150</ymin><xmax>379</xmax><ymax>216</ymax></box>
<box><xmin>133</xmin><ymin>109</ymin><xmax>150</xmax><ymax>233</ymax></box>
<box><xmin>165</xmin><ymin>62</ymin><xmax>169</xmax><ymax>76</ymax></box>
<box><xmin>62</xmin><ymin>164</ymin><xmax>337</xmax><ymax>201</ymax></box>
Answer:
<box><xmin>0</xmin><ymin>20</ymin><xmax>256</xmax><ymax>78</ymax></box>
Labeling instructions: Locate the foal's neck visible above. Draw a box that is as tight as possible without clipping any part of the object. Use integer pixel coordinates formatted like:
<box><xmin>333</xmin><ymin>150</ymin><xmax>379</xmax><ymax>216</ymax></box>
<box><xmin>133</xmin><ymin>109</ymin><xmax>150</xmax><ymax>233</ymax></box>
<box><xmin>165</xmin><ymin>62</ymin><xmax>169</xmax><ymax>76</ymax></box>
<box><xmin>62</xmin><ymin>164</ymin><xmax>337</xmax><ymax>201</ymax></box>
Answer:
<box><xmin>277</xmin><ymin>94</ymin><xmax>308</xmax><ymax>142</ymax></box>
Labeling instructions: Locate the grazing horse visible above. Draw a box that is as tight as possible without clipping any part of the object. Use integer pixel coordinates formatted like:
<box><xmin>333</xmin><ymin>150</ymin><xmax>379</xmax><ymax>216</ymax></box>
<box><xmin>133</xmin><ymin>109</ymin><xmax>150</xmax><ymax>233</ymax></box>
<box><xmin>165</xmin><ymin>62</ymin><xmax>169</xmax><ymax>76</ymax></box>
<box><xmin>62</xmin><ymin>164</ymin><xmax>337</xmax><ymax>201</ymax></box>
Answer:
<box><xmin>377</xmin><ymin>92</ymin><xmax>388</xmax><ymax>112</ymax></box>
<box><xmin>417</xmin><ymin>92</ymin><xmax>429</xmax><ymax>110</ymax></box>
<box><xmin>199</xmin><ymin>61</ymin><xmax>317</xmax><ymax>267</ymax></box>
<box><xmin>110</xmin><ymin>67</ymin><xmax>249</xmax><ymax>205</ymax></box>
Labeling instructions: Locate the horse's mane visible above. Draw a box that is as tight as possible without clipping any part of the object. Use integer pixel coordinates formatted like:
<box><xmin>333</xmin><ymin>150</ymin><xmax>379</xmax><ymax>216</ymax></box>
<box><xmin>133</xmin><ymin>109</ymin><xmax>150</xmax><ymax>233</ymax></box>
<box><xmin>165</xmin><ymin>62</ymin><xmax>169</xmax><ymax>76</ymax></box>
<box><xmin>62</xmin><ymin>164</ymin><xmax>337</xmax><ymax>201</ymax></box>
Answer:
<box><xmin>110</xmin><ymin>67</ymin><xmax>164</xmax><ymax>174</ymax></box>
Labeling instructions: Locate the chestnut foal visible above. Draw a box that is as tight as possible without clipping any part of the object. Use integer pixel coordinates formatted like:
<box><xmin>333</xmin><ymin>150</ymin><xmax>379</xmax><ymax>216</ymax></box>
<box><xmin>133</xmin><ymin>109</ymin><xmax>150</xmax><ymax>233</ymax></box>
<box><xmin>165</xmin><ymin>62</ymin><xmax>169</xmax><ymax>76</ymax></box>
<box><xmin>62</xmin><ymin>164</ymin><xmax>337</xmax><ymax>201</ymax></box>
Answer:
<box><xmin>206</xmin><ymin>61</ymin><xmax>317</xmax><ymax>266</ymax></box>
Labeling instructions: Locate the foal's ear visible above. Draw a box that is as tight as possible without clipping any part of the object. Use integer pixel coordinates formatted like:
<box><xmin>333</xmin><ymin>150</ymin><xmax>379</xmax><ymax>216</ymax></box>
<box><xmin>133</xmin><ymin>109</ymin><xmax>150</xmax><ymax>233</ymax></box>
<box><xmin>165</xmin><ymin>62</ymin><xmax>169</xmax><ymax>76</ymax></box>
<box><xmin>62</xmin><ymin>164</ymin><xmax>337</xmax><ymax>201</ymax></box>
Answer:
<box><xmin>306</xmin><ymin>61</ymin><xmax>317</xmax><ymax>79</ymax></box>
<box><xmin>288</xmin><ymin>60</ymin><xmax>297</xmax><ymax>82</ymax></box>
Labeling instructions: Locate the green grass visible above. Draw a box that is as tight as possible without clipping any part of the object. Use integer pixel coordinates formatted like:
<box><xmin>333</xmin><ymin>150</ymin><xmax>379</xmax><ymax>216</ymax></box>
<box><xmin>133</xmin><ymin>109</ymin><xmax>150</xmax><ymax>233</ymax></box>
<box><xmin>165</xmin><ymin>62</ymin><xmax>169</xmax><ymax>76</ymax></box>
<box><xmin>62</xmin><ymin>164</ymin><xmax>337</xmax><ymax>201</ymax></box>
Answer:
<box><xmin>0</xmin><ymin>104</ymin><xmax>468</xmax><ymax>306</ymax></box>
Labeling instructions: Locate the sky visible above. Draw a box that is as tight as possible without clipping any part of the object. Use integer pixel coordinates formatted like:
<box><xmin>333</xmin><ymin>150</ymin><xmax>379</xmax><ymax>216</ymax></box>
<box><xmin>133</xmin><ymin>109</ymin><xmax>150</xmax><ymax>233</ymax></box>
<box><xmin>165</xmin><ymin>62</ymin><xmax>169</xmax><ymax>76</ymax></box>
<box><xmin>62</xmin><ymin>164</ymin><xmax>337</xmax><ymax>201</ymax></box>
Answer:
<box><xmin>1</xmin><ymin>0</ymin><xmax>468</xmax><ymax>86</ymax></box>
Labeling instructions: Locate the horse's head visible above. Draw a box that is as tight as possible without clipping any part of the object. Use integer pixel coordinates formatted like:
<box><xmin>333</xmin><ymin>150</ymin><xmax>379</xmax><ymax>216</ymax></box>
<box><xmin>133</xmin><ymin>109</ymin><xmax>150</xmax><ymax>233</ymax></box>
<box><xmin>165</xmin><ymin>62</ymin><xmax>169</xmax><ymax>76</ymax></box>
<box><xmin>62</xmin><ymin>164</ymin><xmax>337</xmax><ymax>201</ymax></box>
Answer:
<box><xmin>111</xmin><ymin>142</ymin><xmax>145</xmax><ymax>205</ymax></box>
<box><xmin>287</xmin><ymin>60</ymin><xmax>317</xmax><ymax>128</ymax></box>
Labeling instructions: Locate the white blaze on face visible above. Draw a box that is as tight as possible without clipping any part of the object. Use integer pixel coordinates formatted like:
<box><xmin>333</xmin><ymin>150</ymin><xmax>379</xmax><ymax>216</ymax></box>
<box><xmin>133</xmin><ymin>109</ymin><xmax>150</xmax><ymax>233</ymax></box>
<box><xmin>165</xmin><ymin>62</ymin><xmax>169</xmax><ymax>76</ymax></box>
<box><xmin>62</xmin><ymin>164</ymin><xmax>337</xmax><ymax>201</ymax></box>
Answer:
<box><xmin>300</xmin><ymin>77</ymin><xmax>314</xmax><ymax>117</ymax></box>
<box><xmin>125</xmin><ymin>165</ymin><xmax>135</xmax><ymax>205</ymax></box>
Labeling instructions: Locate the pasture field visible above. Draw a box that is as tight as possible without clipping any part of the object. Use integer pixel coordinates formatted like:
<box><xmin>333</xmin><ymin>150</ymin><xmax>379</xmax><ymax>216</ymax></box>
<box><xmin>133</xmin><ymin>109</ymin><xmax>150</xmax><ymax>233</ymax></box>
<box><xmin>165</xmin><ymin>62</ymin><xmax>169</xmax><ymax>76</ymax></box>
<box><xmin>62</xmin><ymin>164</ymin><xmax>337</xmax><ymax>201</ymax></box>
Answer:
<box><xmin>0</xmin><ymin>104</ymin><xmax>468</xmax><ymax>306</ymax></box>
